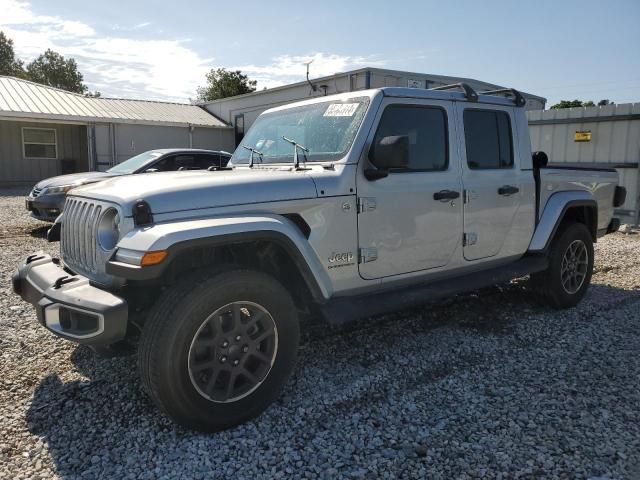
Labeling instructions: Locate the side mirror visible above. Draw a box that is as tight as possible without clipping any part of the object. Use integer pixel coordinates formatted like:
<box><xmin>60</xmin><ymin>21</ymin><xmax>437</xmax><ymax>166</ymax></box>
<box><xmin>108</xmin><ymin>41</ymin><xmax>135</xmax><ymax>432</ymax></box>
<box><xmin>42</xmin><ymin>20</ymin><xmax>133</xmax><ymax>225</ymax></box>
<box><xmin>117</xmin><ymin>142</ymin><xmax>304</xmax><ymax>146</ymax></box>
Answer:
<box><xmin>532</xmin><ymin>151</ymin><xmax>548</xmax><ymax>169</ymax></box>
<box><xmin>366</xmin><ymin>135</ymin><xmax>409</xmax><ymax>180</ymax></box>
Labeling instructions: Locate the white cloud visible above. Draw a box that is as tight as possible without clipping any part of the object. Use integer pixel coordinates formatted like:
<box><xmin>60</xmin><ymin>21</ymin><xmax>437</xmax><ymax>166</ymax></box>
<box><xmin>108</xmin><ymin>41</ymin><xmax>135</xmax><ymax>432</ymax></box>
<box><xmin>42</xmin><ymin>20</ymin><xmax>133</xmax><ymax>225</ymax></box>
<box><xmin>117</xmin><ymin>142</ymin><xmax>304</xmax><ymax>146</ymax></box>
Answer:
<box><xmin>0</xmin><ymin>1</ymin><xmax>384</xmax><ymax>101</ymax></box>
<box><xmin>234</xmin><ymin>52</ymin><xmax>385</xmax><ymax>90</ymax></box>
<box><xmin>0</xmin><ymin>0</ymin><xmax>208</xmax><ymax>102</ymax></box>
<box><xmin>132</xmin><ymin>22</ymin><xmax>152</xmax><ymax>30</ymax></box>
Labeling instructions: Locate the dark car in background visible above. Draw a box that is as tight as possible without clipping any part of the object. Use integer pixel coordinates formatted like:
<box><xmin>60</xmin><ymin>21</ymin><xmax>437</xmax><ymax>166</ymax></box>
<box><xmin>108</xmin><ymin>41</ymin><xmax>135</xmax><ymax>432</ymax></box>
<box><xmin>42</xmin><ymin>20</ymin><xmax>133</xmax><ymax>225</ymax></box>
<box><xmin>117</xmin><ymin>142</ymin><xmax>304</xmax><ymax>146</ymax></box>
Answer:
<box><xmin>25</xmin><ymin>148</ymin><xmax>231</xmax><ymax>221</ymax></box>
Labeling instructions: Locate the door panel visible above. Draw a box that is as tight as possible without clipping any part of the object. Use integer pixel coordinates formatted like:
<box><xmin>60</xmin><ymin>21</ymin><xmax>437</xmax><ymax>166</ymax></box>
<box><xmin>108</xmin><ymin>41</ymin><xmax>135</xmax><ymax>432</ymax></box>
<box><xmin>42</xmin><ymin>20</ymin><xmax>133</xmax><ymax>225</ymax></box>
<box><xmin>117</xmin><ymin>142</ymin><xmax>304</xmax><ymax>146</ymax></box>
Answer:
<box><xmin>462</xmin><ymin>171</ymin><xmax>522</xmax><ymax>260</ymax></box>
<box><xmin>458</xmin><ymin>106</ymin><xmax>523</xmax><ymax>261</ymax></box>
<box><xmin>357</xmin><ymin>100</ymin><xmax>463</xmax><ymax>280</ymax></box>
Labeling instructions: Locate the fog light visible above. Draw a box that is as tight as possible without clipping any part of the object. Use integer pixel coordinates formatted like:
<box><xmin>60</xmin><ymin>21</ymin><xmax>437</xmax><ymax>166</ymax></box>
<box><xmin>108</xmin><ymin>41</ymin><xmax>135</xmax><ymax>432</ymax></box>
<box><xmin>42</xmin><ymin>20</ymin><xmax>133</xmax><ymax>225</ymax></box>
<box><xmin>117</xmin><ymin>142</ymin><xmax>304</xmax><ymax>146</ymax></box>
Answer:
<box><xmin>44</xmin><ymin>304</ymin><xmax>104</xmax><ymax>339</ymax></box>
<box><xmin>58</xmin><ymin>308</ymin><xmax>99</xmax><ymax>334</ymax></box>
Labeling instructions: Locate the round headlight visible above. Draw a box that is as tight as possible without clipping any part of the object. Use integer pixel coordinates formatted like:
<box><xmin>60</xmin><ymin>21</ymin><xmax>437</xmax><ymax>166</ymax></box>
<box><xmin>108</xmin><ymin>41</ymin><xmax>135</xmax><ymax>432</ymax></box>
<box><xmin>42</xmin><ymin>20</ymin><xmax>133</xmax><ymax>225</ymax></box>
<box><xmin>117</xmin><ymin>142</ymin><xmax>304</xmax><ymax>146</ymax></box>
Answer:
<box><xmin>97</xmin><ymin>208</ymin><xmax>120</xmax><ymax>251</ymax></box>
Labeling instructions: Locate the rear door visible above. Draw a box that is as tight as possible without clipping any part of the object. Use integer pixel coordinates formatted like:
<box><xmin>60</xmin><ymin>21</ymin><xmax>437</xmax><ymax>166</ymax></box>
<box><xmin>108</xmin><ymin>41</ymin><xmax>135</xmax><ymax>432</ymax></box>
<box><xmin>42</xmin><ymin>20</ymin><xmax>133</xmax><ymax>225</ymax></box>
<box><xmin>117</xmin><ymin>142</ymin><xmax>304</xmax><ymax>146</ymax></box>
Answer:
<box><xmin>458</xmin><ymin>106</ymin><xmax>525</xmax><ymax>260</ymax></box>
<box><xmin>357</xmin><ymin>99</ymin><xmax>463</xmax><ymax>279</ymax></box>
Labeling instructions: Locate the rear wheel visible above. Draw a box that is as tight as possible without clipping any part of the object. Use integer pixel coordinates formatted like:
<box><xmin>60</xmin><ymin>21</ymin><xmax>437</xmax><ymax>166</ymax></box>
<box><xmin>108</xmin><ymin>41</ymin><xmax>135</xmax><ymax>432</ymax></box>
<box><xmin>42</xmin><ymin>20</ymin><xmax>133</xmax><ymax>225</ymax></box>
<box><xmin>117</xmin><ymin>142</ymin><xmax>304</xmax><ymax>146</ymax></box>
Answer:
<box><xmin>531</xmin><ymin>222</ymin><xmax>594</xmax><ymax>309</ymax></box>
<box><xmin>138</xmin><ymin>269</ymin><xmax>299</xmax><ymax>431</ymax></box>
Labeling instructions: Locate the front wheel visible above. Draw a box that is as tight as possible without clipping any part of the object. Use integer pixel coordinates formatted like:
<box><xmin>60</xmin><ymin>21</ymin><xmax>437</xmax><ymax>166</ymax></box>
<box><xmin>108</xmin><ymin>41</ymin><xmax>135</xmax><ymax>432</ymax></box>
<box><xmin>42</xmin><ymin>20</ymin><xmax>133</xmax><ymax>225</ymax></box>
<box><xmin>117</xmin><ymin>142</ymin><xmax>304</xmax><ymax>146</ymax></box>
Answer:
<box><xmin>138</xmin><ymin>269</ymin><xmax>299</xmax><ymax>431</ymax></box>
<box><xmin>531</xmin><ymin>222</ymin><xmax>594</xmax><ymax>309</ymax></box>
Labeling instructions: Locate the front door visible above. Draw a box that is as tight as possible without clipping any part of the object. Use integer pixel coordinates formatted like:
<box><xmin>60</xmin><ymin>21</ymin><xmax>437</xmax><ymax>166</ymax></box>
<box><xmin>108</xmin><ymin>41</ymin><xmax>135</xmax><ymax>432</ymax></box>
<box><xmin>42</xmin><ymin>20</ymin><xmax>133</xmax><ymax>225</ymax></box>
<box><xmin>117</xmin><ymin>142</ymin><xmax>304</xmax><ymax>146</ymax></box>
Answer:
<box><xmin>357</xmin><ymin>100</ymin><xmax>462</xmax><ymax>280</ymax></box>
<box><xmin>458</xmin><ymin>106</ymin><xmax>523</xmax><ymax>261</ymax></box>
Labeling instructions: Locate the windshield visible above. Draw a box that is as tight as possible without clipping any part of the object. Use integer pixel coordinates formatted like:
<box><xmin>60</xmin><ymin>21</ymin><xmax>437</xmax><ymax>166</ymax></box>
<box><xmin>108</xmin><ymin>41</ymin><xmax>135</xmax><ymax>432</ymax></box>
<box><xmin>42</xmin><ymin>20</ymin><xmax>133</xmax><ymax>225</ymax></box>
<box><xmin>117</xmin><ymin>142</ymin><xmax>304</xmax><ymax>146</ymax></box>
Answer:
<box><xmin>231</xmin><ymin>97</ymin><xmax>369</xmax><ymax>165</ymax></box>
<box><xmin>106</xmin><ymin>150</ymin><xmax>164</xmax><ymax>174</ymax></box>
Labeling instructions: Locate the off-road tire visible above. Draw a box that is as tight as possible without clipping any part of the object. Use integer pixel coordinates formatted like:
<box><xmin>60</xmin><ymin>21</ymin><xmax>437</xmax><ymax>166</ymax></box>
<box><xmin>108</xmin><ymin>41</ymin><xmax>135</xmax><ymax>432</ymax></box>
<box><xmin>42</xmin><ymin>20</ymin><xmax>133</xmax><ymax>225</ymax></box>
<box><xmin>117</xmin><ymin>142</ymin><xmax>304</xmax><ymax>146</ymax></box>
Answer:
<box><xmin>531</xmin><ymin>222</ymin><xmax>594</xmax><ymax>309</ymax></box>
<box><xmin>138</xmin><ymin>269</ymin><xmax>299</xmax><ymax>431</ymax></box>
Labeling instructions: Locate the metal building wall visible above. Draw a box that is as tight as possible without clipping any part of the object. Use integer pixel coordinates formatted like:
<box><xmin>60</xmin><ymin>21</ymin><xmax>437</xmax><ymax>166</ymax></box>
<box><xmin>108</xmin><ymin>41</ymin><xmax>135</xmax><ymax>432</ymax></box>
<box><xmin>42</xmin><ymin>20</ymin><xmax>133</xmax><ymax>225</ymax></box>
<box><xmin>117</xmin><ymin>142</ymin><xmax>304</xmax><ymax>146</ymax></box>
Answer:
<box><xmin>92</xmin><ymin>123</ymin><xmax>234</xmax><ymax>171</ymax></box>
<box><xmin>203</xmin><ymin>68</ymin><xmax>546</xmax><ymax>137</ymax></box>
<box><xmin>0</xmin><ymin>119</ymin><xmax>88</xmax><ymax>186</ymax></box>
<box><xmin>528</xmin><ymin>103</ymin><xmax>640</xmax><ymax>225</ymax></box>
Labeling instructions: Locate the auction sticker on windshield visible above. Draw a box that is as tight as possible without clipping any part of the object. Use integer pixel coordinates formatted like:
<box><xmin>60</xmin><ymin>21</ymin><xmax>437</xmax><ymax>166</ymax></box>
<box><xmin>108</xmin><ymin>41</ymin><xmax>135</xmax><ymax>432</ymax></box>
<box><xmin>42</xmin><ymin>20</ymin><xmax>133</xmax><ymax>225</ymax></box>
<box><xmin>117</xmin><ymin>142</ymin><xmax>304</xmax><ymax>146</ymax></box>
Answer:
<box><xmin>324</xmin><ymin>103</ymin><xmax>359</xmax><ymax>117</ymax></box>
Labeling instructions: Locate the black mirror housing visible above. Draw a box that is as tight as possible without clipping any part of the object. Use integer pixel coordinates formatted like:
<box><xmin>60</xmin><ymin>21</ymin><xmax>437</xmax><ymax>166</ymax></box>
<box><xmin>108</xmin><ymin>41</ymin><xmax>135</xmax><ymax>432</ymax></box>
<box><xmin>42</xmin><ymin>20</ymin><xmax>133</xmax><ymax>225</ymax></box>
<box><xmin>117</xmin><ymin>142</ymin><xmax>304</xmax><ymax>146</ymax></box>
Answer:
<box><xmin>532</xmin><ymin>151</ymin><xmax>548</xmax><ymax>169</ymax></box>
<box><xmin>369</xmin><ymin>135</ymin><xmax>409</xmax><ymax>170</ymax></box>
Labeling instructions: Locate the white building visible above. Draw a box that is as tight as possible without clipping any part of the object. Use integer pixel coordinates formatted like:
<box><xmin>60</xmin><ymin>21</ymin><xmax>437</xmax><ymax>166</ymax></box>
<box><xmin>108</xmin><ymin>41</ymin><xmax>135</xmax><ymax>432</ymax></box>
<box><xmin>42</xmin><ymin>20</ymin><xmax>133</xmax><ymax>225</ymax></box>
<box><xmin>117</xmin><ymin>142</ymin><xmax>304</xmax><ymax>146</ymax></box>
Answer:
<box><xmin>201</xmin><ymin>67</ymin><xmax>547</xmax><ymax>145</ymax></box>
<box><xmin>0</xmin><ymin>76</ymin><xmax>233</xmax><ymax>186</ymax></box>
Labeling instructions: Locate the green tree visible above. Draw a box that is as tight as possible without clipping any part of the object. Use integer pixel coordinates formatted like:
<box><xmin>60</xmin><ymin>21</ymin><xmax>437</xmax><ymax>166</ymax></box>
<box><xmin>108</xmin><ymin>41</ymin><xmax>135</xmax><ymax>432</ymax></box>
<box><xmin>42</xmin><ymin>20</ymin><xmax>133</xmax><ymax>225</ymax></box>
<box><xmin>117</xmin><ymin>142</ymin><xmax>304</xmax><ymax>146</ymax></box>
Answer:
<box><xmin>597</xmin><ymin>99</ymin><xmax>613</xmax><ymax>106</ymax></box>
<box><xmin>0</xmin><ymin>31</ymin><xmax>27</xmax><ymax>77</ymax></box>
<box><xmin>26</xmin><ymin>49</ymin><xmax>88</xmax><ymax>94</ymax></box>
<box><xmin>196</xmin><ymin>68</ymin><xmax>257</xmax><ymax>101</ymax></box>
<box><xmin>550</xmin><ymin>99</ymin><xmax>597</xmax><ymax>109</ymax></box>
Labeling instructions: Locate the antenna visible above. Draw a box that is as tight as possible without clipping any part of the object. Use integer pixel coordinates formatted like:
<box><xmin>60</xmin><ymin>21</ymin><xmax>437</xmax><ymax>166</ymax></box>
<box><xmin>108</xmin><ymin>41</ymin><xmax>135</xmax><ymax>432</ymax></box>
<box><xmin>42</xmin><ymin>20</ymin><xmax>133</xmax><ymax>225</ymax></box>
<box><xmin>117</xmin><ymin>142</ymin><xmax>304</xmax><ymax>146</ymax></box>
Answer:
<box><xmin>304</xmin><ymin>59</ymin><xmax>317</xmax><ymax>92</ymax></box>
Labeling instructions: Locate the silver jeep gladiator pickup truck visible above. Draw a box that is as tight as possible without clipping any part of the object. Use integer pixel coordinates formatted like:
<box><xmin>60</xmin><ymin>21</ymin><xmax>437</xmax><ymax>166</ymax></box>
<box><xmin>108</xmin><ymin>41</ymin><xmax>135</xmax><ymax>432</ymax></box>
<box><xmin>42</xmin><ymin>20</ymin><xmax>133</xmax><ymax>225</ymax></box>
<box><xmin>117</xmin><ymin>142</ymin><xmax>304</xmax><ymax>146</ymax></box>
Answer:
<box><xmin>13</xmin><ymin>83</ymin><xmax>626</xmax><ymax>431</ymax></box>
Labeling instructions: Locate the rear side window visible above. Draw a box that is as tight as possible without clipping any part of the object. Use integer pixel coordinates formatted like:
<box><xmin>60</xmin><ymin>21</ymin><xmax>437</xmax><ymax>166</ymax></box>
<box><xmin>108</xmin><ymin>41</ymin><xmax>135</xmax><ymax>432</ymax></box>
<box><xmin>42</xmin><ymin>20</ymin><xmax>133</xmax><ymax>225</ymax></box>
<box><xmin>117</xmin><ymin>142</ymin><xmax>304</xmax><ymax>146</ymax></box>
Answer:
<box><xmin>373</xmin><ymin>105</ymin><xmax>448</xmax><ymax>171</ymax></box>
<box><xmin>463</xmin><ymin>110</ymin><xmax>513</xmax><ymax>169</ymax></box>
<box><xmin>194</xmin><ymin>154</ymin><xmax>220</xmax><ymax>169</ymax></box>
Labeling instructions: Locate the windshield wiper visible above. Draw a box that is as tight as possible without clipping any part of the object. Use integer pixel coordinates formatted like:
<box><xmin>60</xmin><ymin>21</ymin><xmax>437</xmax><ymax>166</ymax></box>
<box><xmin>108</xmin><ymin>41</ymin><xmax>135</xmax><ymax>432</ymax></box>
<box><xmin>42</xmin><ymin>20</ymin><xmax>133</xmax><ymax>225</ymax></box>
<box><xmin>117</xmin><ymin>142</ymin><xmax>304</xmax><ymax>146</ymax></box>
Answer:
<box><xmin>241</xmin><ymin>145</ymin><xmax>263</xmax><ymax>167</ymax></box>
<box><xmin>281</xmin><ymin>136</ymin><xmax>310</xmax><ymax>170</ymax></box>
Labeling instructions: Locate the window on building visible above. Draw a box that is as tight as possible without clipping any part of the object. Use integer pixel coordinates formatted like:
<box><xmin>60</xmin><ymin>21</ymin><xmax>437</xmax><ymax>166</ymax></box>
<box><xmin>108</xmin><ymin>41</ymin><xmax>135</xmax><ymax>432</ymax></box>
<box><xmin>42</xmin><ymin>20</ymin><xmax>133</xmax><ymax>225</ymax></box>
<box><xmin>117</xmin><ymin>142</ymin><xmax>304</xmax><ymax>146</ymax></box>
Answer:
<box><xmin>372</xmin><ymin>105</ymin><xmax>448</xmax><ymax>171</ymax></box>
<box><xmin>23</xmin><ymin>128</ymin><xmax>57</xmax><ymax>159</ymax></box>
<box><xmin>463</xmin><ymin>110</ymin><xmax>513</xmax><ymax>169</ymax></box>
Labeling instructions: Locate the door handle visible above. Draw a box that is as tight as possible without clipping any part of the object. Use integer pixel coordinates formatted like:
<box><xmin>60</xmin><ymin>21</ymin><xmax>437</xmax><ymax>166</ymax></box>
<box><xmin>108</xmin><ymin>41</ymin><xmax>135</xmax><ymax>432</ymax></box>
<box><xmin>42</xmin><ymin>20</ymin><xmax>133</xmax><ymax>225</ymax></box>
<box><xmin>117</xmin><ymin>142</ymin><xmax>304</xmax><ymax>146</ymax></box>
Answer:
<box><xmin>433</xmin><ymin>190</ymin><xmax>460</xmax><ymax>201</ymax></box>
<box><xmin>498</xmin><ymin>185</ymin><xmax>519</xmax><ymax>196</ymax></box>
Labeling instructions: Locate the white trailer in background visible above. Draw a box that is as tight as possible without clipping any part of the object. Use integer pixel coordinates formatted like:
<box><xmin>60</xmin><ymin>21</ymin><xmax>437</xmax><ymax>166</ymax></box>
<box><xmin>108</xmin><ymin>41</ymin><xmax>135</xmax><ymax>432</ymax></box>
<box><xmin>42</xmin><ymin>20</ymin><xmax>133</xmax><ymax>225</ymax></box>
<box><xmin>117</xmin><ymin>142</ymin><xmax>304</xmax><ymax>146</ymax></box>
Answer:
<box><xmin>528</xmin><ymin>103</ymin><xmax>640</xmax><ymax>225</ymax></box>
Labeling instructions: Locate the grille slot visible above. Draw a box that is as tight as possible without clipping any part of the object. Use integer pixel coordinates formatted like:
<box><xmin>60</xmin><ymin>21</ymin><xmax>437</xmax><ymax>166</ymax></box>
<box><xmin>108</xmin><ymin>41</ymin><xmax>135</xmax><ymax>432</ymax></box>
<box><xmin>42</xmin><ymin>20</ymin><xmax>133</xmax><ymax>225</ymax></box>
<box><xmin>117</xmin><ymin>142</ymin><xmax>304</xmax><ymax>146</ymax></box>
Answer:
<box><xmin>31</xmin><ymin>187</ymin><xmax>42</xmax><ymax>197</ymax></box>
<box><xmin>61</xmin><ymin>198</ymin><xmax>103</xmax><ymax>274</ymax></box>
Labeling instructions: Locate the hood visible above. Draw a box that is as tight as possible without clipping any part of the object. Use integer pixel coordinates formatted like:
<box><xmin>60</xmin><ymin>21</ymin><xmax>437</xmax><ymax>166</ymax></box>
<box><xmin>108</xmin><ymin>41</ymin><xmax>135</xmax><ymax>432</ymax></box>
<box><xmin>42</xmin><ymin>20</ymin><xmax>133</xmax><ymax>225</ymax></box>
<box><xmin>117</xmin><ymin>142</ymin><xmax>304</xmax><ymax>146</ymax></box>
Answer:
<box><xmin>71</xmin><ymin>168</ymin><xmax>319</xmax><ymax>215</ymax></box>
<box><xmin>35</xmin><ymin>171</ymin><xmax>119</xmax><ymax>189</ymax></box>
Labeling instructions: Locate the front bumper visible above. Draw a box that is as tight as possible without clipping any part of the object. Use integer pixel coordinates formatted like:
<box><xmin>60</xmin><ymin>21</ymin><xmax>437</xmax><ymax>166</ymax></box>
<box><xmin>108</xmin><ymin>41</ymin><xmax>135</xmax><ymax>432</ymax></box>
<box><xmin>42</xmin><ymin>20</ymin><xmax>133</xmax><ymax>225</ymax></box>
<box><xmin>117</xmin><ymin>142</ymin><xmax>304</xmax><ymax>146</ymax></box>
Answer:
<box><xmin>25</xmin><ymin>194</ymin><xmax>65</xmax><ymax>222</ymax></box>
<box><xmin>12</xmin><ymin>253</ymin><xmax>128</xmax><ymax>346</ymax></box>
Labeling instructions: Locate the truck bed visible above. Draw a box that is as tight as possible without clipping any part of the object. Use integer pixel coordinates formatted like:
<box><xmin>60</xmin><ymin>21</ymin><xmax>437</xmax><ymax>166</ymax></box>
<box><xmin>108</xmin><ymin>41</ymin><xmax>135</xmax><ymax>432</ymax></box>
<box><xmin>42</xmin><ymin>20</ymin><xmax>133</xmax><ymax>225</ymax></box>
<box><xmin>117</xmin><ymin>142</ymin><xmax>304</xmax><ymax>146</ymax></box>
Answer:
<box><xmin>539</xmin><ymin>167</ymin><xmax>618</xmax><ymax>232</ymax></box>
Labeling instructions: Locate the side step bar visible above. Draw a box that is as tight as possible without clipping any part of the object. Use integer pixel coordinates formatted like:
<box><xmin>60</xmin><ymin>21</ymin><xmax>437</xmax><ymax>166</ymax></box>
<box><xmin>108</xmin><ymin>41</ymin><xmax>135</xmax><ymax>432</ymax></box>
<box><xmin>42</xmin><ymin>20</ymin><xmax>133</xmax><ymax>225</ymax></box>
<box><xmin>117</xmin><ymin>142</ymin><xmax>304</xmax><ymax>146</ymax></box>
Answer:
<box><xmin>320</xmin><ymin>255</ymin><xmax>548</xmax><ymax>326</ymax></box>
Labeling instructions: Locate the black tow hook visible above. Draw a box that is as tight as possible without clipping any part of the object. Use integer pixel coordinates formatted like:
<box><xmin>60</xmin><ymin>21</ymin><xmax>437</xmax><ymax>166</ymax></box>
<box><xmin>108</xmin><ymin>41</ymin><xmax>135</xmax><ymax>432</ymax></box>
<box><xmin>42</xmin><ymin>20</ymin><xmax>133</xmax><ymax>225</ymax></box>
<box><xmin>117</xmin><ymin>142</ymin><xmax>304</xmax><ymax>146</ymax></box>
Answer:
<box><xmin>26</xmin><ymin>254</ymin><xmax>46</xmax><ymax>265</ymax></box>
<box><xmin>53</xmin><ymin>275</ymin><xmax>78</xmax><ymax>289</ymax></box>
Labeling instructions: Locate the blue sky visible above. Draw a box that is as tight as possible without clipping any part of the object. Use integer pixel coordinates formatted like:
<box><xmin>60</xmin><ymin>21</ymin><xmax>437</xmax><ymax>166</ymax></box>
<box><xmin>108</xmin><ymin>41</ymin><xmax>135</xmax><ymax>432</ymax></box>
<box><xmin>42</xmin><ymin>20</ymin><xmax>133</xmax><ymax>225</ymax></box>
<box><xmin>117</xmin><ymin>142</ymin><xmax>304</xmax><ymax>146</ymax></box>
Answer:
<box><xmin>1</xmin><ymin>0</ymin><xmax>638</xmax><ymax>106</ymax></box>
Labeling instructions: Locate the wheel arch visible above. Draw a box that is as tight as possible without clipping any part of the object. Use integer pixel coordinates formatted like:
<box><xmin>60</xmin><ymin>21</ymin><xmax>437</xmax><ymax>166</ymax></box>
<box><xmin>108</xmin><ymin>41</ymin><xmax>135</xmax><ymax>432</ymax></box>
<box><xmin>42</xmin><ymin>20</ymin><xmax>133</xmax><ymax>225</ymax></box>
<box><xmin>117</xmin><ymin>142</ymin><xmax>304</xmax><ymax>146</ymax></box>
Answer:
<box><xmin>529</xmin><ymin>191</ymin><xmax>598</xmax><ymax>252</ymax></box>
<box><xmin>108</xmin><ymin>215</ymin><xmax>332</xmax><ymax>305</ymax></box>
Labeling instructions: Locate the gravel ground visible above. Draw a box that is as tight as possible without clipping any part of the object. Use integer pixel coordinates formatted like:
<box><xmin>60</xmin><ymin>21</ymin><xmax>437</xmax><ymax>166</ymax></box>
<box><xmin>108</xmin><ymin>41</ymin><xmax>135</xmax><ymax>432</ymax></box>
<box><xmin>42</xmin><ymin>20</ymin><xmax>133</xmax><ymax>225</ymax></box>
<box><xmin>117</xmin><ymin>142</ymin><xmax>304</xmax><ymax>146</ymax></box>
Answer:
<box><xmin>1</xmin><ymin>188</ymin><xmax>639</xmax><ymax>480</ymax></box>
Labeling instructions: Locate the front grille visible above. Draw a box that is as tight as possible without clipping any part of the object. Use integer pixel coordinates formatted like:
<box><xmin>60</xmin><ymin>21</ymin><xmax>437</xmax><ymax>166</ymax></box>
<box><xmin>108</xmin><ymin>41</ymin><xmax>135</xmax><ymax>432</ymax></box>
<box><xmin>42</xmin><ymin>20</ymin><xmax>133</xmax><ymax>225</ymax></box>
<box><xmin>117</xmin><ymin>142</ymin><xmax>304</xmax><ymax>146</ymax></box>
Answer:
<box><xmin>61</xmin><ymin>198</ymin><xmax>103</xmax><ymax>274</ymax></box>
<box><xmin>31</xmin><ymin>187</ymin><xmax>42</xmax><ymax>197</ymax></box>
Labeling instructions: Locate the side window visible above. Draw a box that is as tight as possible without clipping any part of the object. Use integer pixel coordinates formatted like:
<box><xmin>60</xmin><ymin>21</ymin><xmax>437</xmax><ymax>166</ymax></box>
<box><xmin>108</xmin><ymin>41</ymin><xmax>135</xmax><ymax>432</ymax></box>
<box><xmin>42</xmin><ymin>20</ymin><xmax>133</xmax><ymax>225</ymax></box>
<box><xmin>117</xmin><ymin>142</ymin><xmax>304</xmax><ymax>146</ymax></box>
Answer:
<box><xmin>150</xmin><ymin>155</ymin><xmax>175</xmax><ymax>171</ymax></box>
<box><xmin>373</xmin><ymin>105</ymin><xmax>448</xmax><ymax>171</ymax></box>
<box><xmin>174</xmin><ymin>155</ymin><xmax>197</xmax><ymax>170</ymax></box>
<box><xmin>220</xmin><ymin>154</ymin><xmax>231</xmax><ymax>167</ymax></box>
<box><xmin>195</xmin><ymin>154</ymin><xmax>220</xmax><ymax>169</ymax></box>
<box><xmin>463</xmin><ymin>110</ymin><xmax>513</xmax><ymax>169</ymax></box>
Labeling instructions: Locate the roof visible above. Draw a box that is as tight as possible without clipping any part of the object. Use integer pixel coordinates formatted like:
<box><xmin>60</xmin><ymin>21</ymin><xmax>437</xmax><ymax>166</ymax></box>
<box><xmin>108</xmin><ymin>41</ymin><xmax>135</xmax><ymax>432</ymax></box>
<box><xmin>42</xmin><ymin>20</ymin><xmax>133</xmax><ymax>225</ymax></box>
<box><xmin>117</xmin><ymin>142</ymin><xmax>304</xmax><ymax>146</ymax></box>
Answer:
<box><xmin>150</xmin><ymin>148</ymin><xmax>232</xmax><ymax>155</ymax></box>
<box><xmin>0</xmin><ymin>76</ymin><xmax>228</xmax><ymax>128</ymax></box>
<box><xmin>200</xmin><ymin>67</ymin><xmax>546</xmax><ymax>105</ymax></box>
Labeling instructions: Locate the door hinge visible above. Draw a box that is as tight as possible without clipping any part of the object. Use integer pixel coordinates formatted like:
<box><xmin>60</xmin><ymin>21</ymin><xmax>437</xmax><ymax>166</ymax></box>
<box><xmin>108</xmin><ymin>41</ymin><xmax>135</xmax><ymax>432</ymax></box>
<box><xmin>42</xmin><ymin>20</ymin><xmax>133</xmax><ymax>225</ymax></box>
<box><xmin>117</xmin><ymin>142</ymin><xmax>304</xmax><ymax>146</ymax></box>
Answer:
<box><xmin>357</xmin><ymin>197</ymin><xmax>377</xmax><ymax>214</ymax></box>
<box><xmin>358</xmin><ymin>247</ymin><xmax>378</xmax><ymax>264</ymax></box>
<box><xmin>463</xmin><ymin>232</ymin><xmax>477</xmax><ymax>246</ymax></box>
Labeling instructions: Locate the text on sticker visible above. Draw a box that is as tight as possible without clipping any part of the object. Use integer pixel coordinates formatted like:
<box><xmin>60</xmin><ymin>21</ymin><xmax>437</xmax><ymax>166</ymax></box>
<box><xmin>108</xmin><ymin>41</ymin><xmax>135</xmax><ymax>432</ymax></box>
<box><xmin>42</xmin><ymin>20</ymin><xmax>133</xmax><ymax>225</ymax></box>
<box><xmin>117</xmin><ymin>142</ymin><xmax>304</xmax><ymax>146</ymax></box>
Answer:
<box><xmin>324</xmin><ymin>103</ymin><xmax>359</xmax><ymax>117</ymax></box>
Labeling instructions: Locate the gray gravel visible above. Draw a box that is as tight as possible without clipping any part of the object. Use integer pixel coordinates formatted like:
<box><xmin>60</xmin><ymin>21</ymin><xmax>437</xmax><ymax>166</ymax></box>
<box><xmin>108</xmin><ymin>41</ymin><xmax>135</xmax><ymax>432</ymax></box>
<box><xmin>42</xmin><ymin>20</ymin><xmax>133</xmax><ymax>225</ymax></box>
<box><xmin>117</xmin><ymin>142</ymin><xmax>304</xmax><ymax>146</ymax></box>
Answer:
<box><xmin>1</xmin><ymin>188</ymin><xmax>639</xmax><ymax>480</ymax></box>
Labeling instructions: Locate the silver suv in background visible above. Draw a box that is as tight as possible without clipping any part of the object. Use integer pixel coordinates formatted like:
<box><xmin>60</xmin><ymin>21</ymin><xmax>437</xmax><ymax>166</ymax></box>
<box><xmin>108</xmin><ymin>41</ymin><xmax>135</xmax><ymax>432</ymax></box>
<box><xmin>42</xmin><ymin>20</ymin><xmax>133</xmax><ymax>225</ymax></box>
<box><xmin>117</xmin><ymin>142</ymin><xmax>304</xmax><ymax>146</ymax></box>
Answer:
<box><xmin>25</xmin><ymin>148</ymin><xmax>232</xmax><ymax>221</ymax></box>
